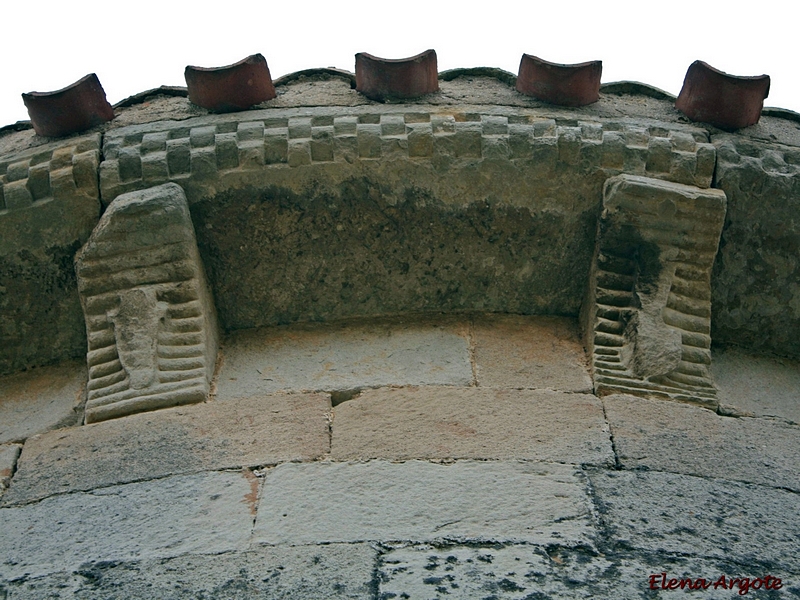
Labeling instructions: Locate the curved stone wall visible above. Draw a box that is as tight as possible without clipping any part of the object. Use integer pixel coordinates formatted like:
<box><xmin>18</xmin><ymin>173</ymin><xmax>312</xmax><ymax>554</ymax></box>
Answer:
<box><xmin>1</xmin><ymin>73</ymin><xmax>798</xmax><ymax>384</ymax></box>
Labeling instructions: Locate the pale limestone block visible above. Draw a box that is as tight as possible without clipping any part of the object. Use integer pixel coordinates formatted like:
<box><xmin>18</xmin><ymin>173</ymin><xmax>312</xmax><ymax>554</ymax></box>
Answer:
<box><xmin>331</xmin><ymin>387</ymin><xmax>612</xmax><ymax>465</ymax></box>
<box><xmin>2</xmin><ymin>392</ymin><xmax>329</xmax><ymax>505</ymax></box>
<box><xmin>253</xmin><ymin>460</ymin><xmax>594</xmax><ymax>546</ymax></box>
<box><xmin>0</xmin><ymin>471</ymin><xmax>255</xmax><ymax>580</ymax></box>
<box><xmin>472</xmin><ymin>315</ymin><xmax>592</xmax><ymax>392</ymax></box>
<box><xmin>0</xmin><ymin>360</ymin><xmax>86</xmax><ymax>444</ymax></box>
<box><xmin>588</xmin><ymin>469</ymin><xmax>800</xmax><ymax>573</ymax></box>
<box><xmin>603</xmin><ymin>394</ymin><xmax>800</xmax><ymax>491</ymax></box>
<box><xmin>215</xmin><ymin>316</ymin><xmax>472</xmax><ymax>399</ymax></box>
<box><xmin>75</xmin><ymin>183</ymin><xmax>218</xmax><ymax>423</ymax></box>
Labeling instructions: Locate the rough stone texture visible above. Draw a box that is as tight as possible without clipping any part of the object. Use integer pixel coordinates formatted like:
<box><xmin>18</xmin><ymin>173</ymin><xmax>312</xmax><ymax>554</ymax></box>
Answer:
<box><xmin>0</xmin><ymin>360</ymin><xmax>86</xmax><ymax>444</ymax></box>
<box><xmin>253</xmin><ymin>460</ymin><xmax>594</xmax><ymax>546</ymax></box>
<box><xmin>215</xmin><ymin>316</ymin><xmax>471</xmax><ymax>399</ymax></box>
<box><xmin>0</xmin><ymin>134</ymin><xmax>101</xmax><ymax>376</ymax></box>
<box><xmin>604</xmin><ymin>394</ymin><xmax>800</xmax><ymax>491</ymax></box>
<box><xmin>331</xmin><ymin>387</ymin><xmax>612</xmax><ymax>465</ymax></box>
<box><xmin>712</xmin><ymin>347</ymin><xmax>800</xmax><ymax>423</ymax></box>
<box><xmin>5</xmin><ymin>544</ymin><xmax>377</xmax><ymax>599</ymax></box>
<box><xmin>583</xmin><ymin>174</ymin><xmax>727</xmax><ymax>407</ymax></box>
<box><xmin>589</xmin><ymin>469</ymin><xmax>800</xmax><ymax>574</ymax></box>
<box><xmin>0</xmin><ymin>471</ymin><xmax>255</xmax><ymax>580</ymax></box>
<box><xmin>75</xmin><ymin>183</ymin><xmax>218</xmax><ymax>423</ymax></box>
<box><xmin>3</xmin><ymin>392</ymin><xmax>329</xmax><ymax>505</ymax></box>
<box><xmin>712</xmin><ymin>134</ymin><xmax>800</xmax><ymax>359</ymax></box>
<box><xmin>92</xmin><ymin>105</ymin><xmax>718</xmax><ymax>333</ymax></box>
<box><xmin>0</xmin><ymin>444</ymin><xmax>20</xmax><ymax>498</ymax></box>
<box><xmin>377</xmin><ymin>544</ymin><xmax>797</xmax><ymax>599</ymax></box>
<box><xmin>472</xmin><ymin>314</ymin><xmax>592</xmax><ymax>391</ymax></box>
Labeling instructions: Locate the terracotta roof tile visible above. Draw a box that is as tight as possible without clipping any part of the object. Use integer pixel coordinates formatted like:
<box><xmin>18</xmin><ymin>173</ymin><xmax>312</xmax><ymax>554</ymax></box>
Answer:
<box><xmin>675</xmin><ymin>60</ymin><xmax>770</xmax><ymax>131</ymax></box>
<box><xmin>355</xmin><ymin>50</ymin><xmax>439</xmax><ymax>101</ymax></box>
<box><xmin>185</xmin><ymin>54</ymin><xmax>276</xmax><ymax>113</ymax></box>
<box><xmin>515</xmin><ymin>54</ymin><xmax>602</xmax><ymax>107</ymax></box>
<box><xmin>21</xmin><ymin>73</ymin><xmax>114</xmax><ymax>137</ymax></box>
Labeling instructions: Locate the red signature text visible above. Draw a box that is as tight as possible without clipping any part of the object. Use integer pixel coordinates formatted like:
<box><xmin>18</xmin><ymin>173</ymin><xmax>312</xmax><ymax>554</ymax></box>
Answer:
<box><xmin>648</xmin><ymin>573</ymin><xmax>783</xmax><ymax>595</ymax></box>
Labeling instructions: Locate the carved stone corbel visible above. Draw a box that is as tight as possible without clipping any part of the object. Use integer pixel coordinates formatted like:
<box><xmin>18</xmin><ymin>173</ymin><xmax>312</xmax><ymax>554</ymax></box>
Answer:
<box><xmin>582</xmin><ymin>174</ymin><xmax>726</xmax><ymax>407</ymax></box>
<box><xmin>75</xmin><ymin>183</ymin><xmax>218</xmax><ymax>423</ymax></box>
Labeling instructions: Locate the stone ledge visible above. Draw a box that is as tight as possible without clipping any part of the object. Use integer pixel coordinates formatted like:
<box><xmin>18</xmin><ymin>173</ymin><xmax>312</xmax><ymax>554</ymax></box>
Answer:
<box><xmin>331</xmin><ymin>387</ymin><xmax>613</xmax><ymax>465</ymax></box>
<box><xmin>2</xmin><ymin>392</ymin><xmax>330</xmax><ymax>506</ymax></box>
<box><xmin>603</xmin><ymin>394</ymin><xmax>800</xmax><ymax>491</ymax></box>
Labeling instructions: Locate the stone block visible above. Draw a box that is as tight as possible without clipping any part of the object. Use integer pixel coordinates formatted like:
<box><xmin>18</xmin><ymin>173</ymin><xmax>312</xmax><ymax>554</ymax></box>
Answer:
<box><xmin>712</xmin><ymin>347</ymin><xmax>800</xmax><ymax>422</ymax></box>
<box><xmin>588</xmin><ymin>469</ymin><xmax>800</xmax><ymax>573</ymax></box>
<box><xmin>140</xmin><ymin>131</ymin><xmax>168</xmax><ymax>154</ymax></box>
<box><xmin>603</xmin><ymin>394</ymin><xmax>800</xmax><ymax>491</ymax></box>
<box><xmin>583</xmin><ymin>174</ymin><xmax>727</xmax><ymax>405</ymax></box>
<box><xmin>0</xmin><ymin>360</ymin><xmax>86</xmax><ymax>444</ymax></box>
<box><xmin>0</xmin><ymin>471</ymin><xmax>255</xmax><ymax>580</ymax></box>
<box><xmin>2</xmin><ymin>179</ymin><xmax>32</xmax><ymax>209</ymax></box>
<box><xmin>215</xmin><ymin>131</ymin><xmax>240</xmax><ymax>169</ymax></box>
<box><xmin>357</xmin><ymin>123</ymin><xmax>382</xmax><ymax>158</ymax></box>
<box><xmin>331</xmin><ymin>386</ymin><xmax>612</xmax><ymax>464</ymax></box>
<box><xmin>190</xmin><ymin>146</ymin><xmax>217</xmax><ymax>178</ymax></box>
<box><xmin>377</xmin><ymin>544</ymin><xmax>789</xmax><ymax>599</ymax></box>
<box><xmin>140</xmin><ymin>151</ymin><xmax>169</xmax><ymax>182</ymax></box>
<box><xmin>263</xmin><ymin>128</ymin><xmax>288</xmax><ymax>164</ymax></box>
<box><xmin>287</xmin><ymin>117</ymin><xmax>312</xmax><ymax>139</ymax></box>
<box><xmin>3</xmin><ymin>392</ymin><xmax>330</xmax><ymax>505</ymax></box>
<box><xmin>253</xmin><ymin>460</ymin><xmax>594</xmax><ymax>546</ymax></box>
<box><xmin>287</xmin><ymin>139</ymin><xmax>312</xmax><ymax>167</ymax></box>
<box><xmin>189</xmin><ymin>125</ymin><xmax>216</xmax><ymax>148</ymax></box>
<box><xmin>380</xmin><ymin>114</ymin><xmax>405</xmax><ymax>136</ymax></box>
<box><xmin>453</xmin><ymin>121</ymin><xmax>482</xmax><ymax>158</ymax></box>
<box><xmin>75</xmin><ymin>183</ymin><xmax>218</xmax><ymax>423</ymax></box>
<box><xmin>215</xmin><ymin>317</ymin><xmax>472</xmax><ymax>400</ymax></box>
<box><xmin>166</xmin><ymin>138</ymin><xmax>191</xmax><ymax>175</ymax></box>
<box><xmin>310</xmin><ymin>125</ymin><xmax>334</xmax><ymax>162</ymax></box>
<box><xmin>6</xmin><ymin>544</ymin><xmax>378</xmax><ymax>599</ymax></box>
<box><xmin>472</xmin><ymin>315</ymin><xmax>592</xmax><ymax>392</ymax></box>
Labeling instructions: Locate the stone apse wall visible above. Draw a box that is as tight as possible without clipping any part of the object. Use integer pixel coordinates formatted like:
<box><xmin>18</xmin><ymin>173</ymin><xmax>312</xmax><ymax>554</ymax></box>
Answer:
<box><xmin>1</xmin><ymin>70</ymin><xmax>799</xmax><ymax>420</ymax></box>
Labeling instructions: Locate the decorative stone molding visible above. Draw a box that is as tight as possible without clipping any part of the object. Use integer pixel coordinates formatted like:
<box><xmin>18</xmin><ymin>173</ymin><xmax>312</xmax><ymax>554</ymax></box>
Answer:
<box><xmin>99</xmin><ymin>107</ymin><xmax>716</xmax><ymax>204</ymax></box>
<box><xmin>75</xmin><ymin>183</ymin><xmax>218</xmax><ymax>423</ymax></box>
<box><xmin>0</xmin><ymin>134</ymin><xmax>101</xmax><ymax>211</ymax></box>
<box><xmin>582</xmin><ymin>174</ymin><xmax>727</xmax><ymax>407</ymax></box>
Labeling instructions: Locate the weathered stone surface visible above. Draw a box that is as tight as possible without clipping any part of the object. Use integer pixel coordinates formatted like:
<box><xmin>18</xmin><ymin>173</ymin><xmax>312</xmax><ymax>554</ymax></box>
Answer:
<box><xmin>215</xmin><ymin>316</ymin><xmax>471</xmax><ymax>399</ymax></box>
<box><xmin>0</xmin><ymin>471</ymin><xmax>255</xmax><ymax>580</ymax></box>
<box><xmin>588</xmin><ymin>469</ymin><xmax>800</xmax><ymax>573</ymax></box>
<box><xmin>0</xmin><ymin>135</ymin><xmax>101</xmax><ymax>376</ymax></box>
<box><xmin>472</xmin><ymin>314</ymin><xmax>592</xmax><ymax>391</ymax></box>
<box><xmin>583</xmin><ymin>174</ymin><xmax>727</xmax><ymax>406</ymax></box>
<box><xmin>712</xmin><ymin>135</ymin><xmax>800</xmax><ymax>359</ymax></box>
<box><xmin>3</xmin><ymin>392</ymin><xmax>329</xmax><ymax>505</ymax></box>
<box><xmin>604</xmin><ymin>394</ymin><xmax>800</xmax><ymax>491</ymax></box>
<box><xmin>94</xmin><ymin>105</ymin><xmax>718</xmax><ymax>333</ymax></box>
<box><xmin>378</xmin><ymin>543</ymin><xmax>796</xmax><ymax>599</ymax></box>
<box><xmin>712</xmin><ymin>347</ymin><xmax>800</xmax><ymax>423</ymax></box>
<box><xmin>75</xmin><ymin>183</ymin><xmax>218</xmax><ymax>423</ymax></box>
<box><xmin>0</xmin><ymin>360</ymin><xmax>85</xmax><ymax>444</ymax></box>
<box><xmin>253</xmin><ymin>460</ymin><xmax>594</xmax><ymax>546</ymax></box>
<box><xmin>331</xmin><ymin>387</ymin><xmax>612</xmax><ymax>465</ymax></box>
<box><xmin>5</xmin><ymin>544</ymin><xmax>377</xmax><ymax>599</ymax></box>
<box><xmin>0</xmin><ymin>444</ymin><xmax>20</xmax><ymax>499</ymax></box>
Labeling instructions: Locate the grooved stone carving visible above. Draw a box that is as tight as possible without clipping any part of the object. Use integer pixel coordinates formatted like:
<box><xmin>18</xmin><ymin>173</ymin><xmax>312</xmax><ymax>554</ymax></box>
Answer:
<box><xmin>75</xmin><ymin>183</ymin><xmax>218</xmax><ymax>423</ymax></box>
<box><xmin>582</xmin><ymin>174</ymin><xmax>726</xmax><ymax>407</ymax></box>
